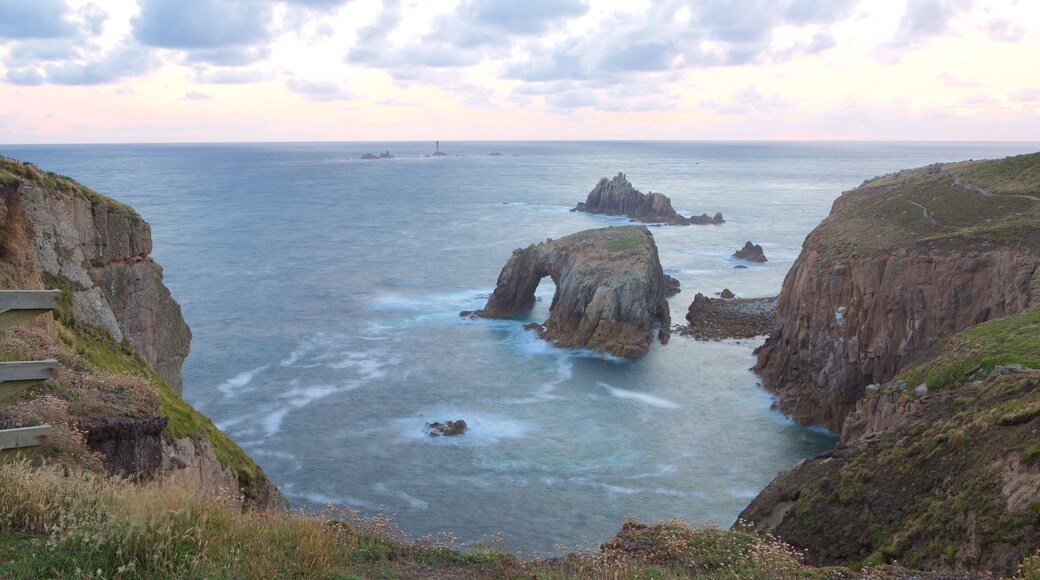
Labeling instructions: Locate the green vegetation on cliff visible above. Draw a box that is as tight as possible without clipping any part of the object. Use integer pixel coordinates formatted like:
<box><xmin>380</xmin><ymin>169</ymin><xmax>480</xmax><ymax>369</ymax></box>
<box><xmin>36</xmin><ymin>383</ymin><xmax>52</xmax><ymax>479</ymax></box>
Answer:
<box><xmin>900</xmin><ymin>306</ymin><xmax>1040</xmax><ymax>390</ymax></box>
<box><xmin>0</xmin><ymin>156</ymin><xmax>134</xmax><ymax>212</ymax></box>
<box><xmin>742</xmin><ymin>306</ymin><xmax>1040</xmax><ymax>576</ymax></box>
<box><xmin>807</xmin><ymin>153</ymin><xmax>1040</xmax><ymax>269</ymax></box>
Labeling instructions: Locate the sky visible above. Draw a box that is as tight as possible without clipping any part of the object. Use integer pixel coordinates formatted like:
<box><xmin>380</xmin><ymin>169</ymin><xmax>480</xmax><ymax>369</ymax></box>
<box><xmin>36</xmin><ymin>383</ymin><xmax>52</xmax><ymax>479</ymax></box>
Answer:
<box><xmin>0</xmin><ymin>0</ymin><xmax>1038</xmax><ymax>143</ymax></box>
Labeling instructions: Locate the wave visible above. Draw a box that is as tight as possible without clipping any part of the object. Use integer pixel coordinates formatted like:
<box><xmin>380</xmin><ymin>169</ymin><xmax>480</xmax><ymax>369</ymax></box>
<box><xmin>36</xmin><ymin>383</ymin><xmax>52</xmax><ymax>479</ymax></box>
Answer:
<box><xmin>217</xmin><ymin>365</ymin><xmax>268</xmax><ymax>397</ymax></box>
<box><xmin>598</xmin><ymin>382</ymin><xmax>681</xmax><ymax>409</ymax></box>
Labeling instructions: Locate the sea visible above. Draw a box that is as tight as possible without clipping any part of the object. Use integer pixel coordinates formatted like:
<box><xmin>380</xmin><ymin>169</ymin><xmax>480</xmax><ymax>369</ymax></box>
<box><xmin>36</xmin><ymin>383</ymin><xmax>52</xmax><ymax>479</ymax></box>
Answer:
<box><xmin>2</xmin><ymin>141</ymin><xmax>1037</xmax><ymax>554</ymax></box>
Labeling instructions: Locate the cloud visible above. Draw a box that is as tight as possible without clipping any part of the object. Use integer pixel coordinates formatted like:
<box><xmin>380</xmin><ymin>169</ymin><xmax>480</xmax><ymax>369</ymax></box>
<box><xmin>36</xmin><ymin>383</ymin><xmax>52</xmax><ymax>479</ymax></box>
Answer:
<box><xmin>5</xmin><ymin>68</ymin><xmax>45</xmax><ymax>86</ymax></box>
<box><xmin>508</xmin><ymin>0</ymin><xmax>857</xmax><ymax>86</ymax></box>
<box><xmin>133</xmin><ymin>0</ymin><xmax>273</xmax><ymax>49</ymax></box>
<box><xmin>184</xmin><ymin>46</ymin><xmax>271</xmax><ymax>66</ymax></box>
<box><xmin>986</xmin><ymin>18</ymin><xmax>1025</xmax><ymax>42</ymax></box>
<box><xmin>1013</xmin><ymin>88</ymin><xmax>1040</xmax><ymax>102</ymax></box>
<box><xmin>0</xmin><ymin>0</ymin><xmax>75</xmax><ymax>39</ymax></box>
<box><xmin>195</xmin><ymin>68</ymin><xmax>270</xmax><ymax>84</ymax></box>
<box><xmin>183</xmin><ymin>90</ymin><xmax>212</xmax><ymax>100</ymax></box>
<box><xmin>285</xmin><ymin>78</ymin><xmax>354</xmax><ymax>100</ymax></box>
<box><xmin>876</xmin><ymin>0</ymin><xmax>973</xmax><ymax>62</ymax></box>
<box><xmin>40</xmin><ymin>44</ymin><xmax>155</xmax><ymax>85</ymax></box>
<box><xmin>347</xmin><ymin>0</ymin><xmax>590</xmax><ymax>75</ymax></box>
<box><xmin>937</xmin><ymin>72</ymin><xmax>980</xmax><ymax>87</ymax></box>
<box><xmin>699</xmin><ymin>85</ymin><xmax>794</xmax><ymax>115</ymax></box>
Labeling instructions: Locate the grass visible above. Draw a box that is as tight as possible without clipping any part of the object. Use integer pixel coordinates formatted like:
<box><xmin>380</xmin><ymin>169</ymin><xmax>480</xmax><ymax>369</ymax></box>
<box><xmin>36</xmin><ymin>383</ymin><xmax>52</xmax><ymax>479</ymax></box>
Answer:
<box><xmin>0</xmin><ymin>460</ymin><xmax>848</xmax><ymax>578</ymax></box>
<box><xmin>899</xmin><ymin>305</ymin><xmax>1040</xmax><ymax>390</ymax></box>
<box><xmin>0</xmin><ymin>155</ymin><xmax>136</xmax><ymax>213</ymax></box>
<box><xmin>804</xmin><ymin>152</ymin><xmax>1040</xmax><ymax>272</ymax></box>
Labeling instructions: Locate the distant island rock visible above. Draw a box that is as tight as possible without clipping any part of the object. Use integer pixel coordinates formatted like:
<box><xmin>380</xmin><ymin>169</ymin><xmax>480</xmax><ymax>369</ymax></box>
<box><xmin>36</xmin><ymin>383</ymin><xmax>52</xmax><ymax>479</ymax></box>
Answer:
<box><xmin>733</xmin><ymin>241</ymin><xmax>767</xmax><ymax>262</ymax></box>
<box><xmin>679</xmin><ymin>292</ymin><xmax>777</xmax><ymax>340</ymax></box>
<box><xmin>469</xmin><ymin>226</ymin><xmax>678</xmax><ymax>358</ymax></box>
<box><xmin>572</xmin><ymin>173</ymin><xmax>724</xmax><ymax>226</ymax></box>
<box><xmin>361</xmin><ymin>151</ymin><xmax>393</xmax><ymax>160</ymax></box>
<box><xmin>488</xmin><ymin>152</ymin><xmax>503</xmax><ymax>156</ymax></box>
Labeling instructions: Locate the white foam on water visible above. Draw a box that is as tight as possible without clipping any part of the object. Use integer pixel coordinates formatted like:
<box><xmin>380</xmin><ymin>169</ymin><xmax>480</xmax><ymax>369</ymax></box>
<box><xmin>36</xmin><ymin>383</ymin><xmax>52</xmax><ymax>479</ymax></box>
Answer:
<box><xmin>373</xmin><ymin>483</ymin><xmax>429</xmax><ymax>510</ymax></box>
<box><xmin>598</xmin><ymin>382</ymin><xmax>681</xmax><ymax>409</ymax></box>
<box><xmin>281</xmin><ymin>484</ymin><xmax>381</xmax><ymax>511</ymax></box>
<box><xmin>397</xmin><ymin>411</ymin><xmax>530</xmax><ymax>447</ymax></box>
<box><xmin>217</xmin><ymin>365</ymin><xmax>268</xmax><ymax>397</ymax></box>
<box><xmin>368</xmin><ymin>289</ymin><xmax>489</xmax><ymax>313</ymax></box>
<box><xmin>261</xmin><ymin>383</ymin><xmax>352</xmax><ymax>437</ymax></box>
<box><xmin>625</xmin><ymin>464</ymin><xmax>678</xmax><ymax>480</ymax></box>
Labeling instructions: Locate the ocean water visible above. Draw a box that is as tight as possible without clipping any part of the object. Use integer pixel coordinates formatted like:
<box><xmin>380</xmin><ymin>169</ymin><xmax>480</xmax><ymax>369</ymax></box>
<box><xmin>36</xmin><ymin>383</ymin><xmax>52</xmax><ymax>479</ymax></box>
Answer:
<box><xmin>3</xmin><ymin>140</ymin><xmax>1038</xmax><ymax>553</ymax></box>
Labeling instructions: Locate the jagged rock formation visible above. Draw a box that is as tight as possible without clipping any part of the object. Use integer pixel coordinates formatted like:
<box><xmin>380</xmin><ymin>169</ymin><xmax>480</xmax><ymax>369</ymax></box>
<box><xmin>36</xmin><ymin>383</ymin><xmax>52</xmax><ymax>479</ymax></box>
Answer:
<box><xmin>680</xmin><ymin>293</ymin><xmax>777</xmax><ymax>340</ymax></box>
<box><xmin>0</xmin><ymin>158</ymin><xmax>191</xmax><ymax>392</ymax></box>
<box><xmin>573</xmin><ymin>173</ymin><xmax>724</xmax><ymax>226</ymax></box>
<box><xmin>733</xmin><ymin>241</ymin><xmax>767</xmax><ymax>262</ymax></box>
<box><xmin>473</xmin><ymin>226</ymin><xmax>676</xmax><ymax>358</ymax></box>
<box><xmin>755</xmin><ymin>154</ymin><xmax>1040</xmax><ymax>430</ymax></box>
<box><xmin>838</xmin><ymin>380</ymin><xmax>923</xmax><ymax>445</ymax></box>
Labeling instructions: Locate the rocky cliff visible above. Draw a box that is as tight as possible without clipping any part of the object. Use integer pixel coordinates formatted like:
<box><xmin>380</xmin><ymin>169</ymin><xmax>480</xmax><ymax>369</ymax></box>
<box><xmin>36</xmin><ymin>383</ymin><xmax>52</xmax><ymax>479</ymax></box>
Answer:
<box><xmin>573</xmin><ymin>173</ymin><xmax>724</xmax><ymax>226</ymax></box>
<box><xmin>473</xmin><ymin>226</ymin><xmax>677</xmax><ymax>358</ymax></box>
<box><xmin>755</xmin><ymin>154</ymin><xmax>1040</xmax><ymax>431</ymax></box>
<box><xmin>0</xmin><ymin>158</ymin><xmax>190</xmax><ymax>392</ymax></box>
<box><xmin>0</xmin><ymin>156</ymin><xmax>284</xmax><ymax>510</ymax></box>
<box><xmin>741</xmin><ymin>306</ymin><xmax>1040</xmax><ymax>576</ymax></box>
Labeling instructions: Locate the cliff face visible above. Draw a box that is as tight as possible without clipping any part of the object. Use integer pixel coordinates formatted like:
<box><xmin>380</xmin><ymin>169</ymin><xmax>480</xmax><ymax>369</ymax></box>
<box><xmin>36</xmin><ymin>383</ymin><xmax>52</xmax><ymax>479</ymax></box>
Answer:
<box><xmin>0</xmin><ymin>157</ymin><xmax>284</xmax><ymax>510</ymax></box>
<box><xmin>755</xmin><ymin>154</ymin><xmax>1040</xmax><ymax>431</ymax></box>
<box><xmin>0</xmin><ymin>160</ymin><xmax>190</xmax><ymax>392</ymax></box>
<box><xmin>474</xmin><ymin>226</ymin><xmax>676</xmax><ymax>358</ymax></box>
<box><xmin>573</xmin><ymin>173</ymin><xmax>723</xmax><ymax>226</ymax></box>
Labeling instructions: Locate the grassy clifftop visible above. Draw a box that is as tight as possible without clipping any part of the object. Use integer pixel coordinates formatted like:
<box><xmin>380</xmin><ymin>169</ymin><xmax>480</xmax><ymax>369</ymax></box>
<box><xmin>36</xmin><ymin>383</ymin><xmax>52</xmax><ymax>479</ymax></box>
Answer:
<box><xmin>806</xmin><ymin>152</ymin><xmax>1040</xmax><ymax>269</ymax></box>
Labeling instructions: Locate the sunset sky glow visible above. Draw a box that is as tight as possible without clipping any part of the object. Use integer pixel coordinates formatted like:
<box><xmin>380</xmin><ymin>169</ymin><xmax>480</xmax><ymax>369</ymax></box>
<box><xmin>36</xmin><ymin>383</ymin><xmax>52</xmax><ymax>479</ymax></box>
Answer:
<box><xmin>1</xmin><ymin>0</ymin><xmax>1038</xmax><ymax>143</ymax></box>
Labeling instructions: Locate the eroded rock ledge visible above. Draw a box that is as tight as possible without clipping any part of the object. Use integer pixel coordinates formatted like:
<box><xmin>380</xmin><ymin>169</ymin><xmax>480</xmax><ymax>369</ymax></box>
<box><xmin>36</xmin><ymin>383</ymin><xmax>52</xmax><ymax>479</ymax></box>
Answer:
<box><xmin>471</xmin><ymin>226</ymin><xmax>677</xmax><ymax>358</ymax></box>
<box><xmin>573</xmin><ymin>173</ymin><xmax>723</xmax><ymax>226</ymax></box>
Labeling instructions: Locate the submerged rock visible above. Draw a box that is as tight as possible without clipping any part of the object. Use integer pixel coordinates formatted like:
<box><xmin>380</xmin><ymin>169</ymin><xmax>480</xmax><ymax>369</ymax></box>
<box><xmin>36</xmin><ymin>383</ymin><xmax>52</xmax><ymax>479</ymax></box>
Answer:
<box><xmin>426</xmin><ymin>419</ymin><xmax>467</xmax><ymax>437</ymax></box>
<box><xmin>471</xmin><ymin>226</ymin><xmax>673</xmax><ymax>358</ymax></box>
<box><xmin>733</xmin><ymin>241</ymin><xmax>767</xmax><ymax>262</ymax></box>
<box><xmin>572</xmin><ymin>173</ymin><xmax>722</xmax><ymax>226</ymax></box>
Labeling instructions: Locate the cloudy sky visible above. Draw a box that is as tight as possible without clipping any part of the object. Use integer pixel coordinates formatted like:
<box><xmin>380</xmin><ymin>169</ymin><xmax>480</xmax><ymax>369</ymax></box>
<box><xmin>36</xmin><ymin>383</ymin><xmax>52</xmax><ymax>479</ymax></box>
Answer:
<box><xmin>1</xmin><ymin>0</ymin><xmax>1038</xmax><ymax>142</ymax></box>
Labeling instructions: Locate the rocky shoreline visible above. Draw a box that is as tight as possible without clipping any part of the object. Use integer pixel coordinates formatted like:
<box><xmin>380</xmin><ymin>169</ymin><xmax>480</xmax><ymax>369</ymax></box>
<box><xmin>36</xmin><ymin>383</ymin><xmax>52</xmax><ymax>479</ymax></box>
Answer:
<box><xmin>677</xmin><ymin>293</ymin><xmax>778</xmax><ymax>340</ymax></box>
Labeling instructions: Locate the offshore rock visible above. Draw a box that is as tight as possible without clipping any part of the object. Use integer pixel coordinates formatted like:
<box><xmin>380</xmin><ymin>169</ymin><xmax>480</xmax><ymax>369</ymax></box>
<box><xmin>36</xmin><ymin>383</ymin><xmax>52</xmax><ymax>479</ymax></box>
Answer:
<box><xmin>426</xmin><ymin>419</ymin><xmax>467</xmax><ymax>437</ymax></box>
<box><xmin>573</xmin><ymin>173</ymin><xmax>723</xmax><ymax>226</ymax></box>
<box><xmin>733</xmin><ymin>241</ymin><xmax>767</xmax><ymax>262</ymax></box>
<box><xmin>755</xmin><ymin>154</ymin><xmax>1040</xmax><ymax>431</ymax></box>
<box><xmin>0</xmin><ymin>159</ymin><xmax>191</xmax><ymax>392</ymax></box>
<box><xmin>473</xmin><ymin>226</ymin><xmax>673</xmax><ymax>358</ymax></box>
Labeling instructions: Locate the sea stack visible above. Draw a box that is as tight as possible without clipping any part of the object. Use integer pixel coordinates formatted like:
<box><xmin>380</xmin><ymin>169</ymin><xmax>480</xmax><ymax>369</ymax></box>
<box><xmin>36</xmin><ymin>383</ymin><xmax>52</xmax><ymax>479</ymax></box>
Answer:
<box><xmin>470</xmin><ymin>226</ymin><xmax>678</xmax><ymax>358</ymax></box>
<box><xmin>733</xmin><ymin>241</ymin><xmax>767</xmax><ymax>262</ymax></box>
<box><xmin>573</xmin><ymin>173</ymin><xmax>723</xmax><ymax>226</ymax></box>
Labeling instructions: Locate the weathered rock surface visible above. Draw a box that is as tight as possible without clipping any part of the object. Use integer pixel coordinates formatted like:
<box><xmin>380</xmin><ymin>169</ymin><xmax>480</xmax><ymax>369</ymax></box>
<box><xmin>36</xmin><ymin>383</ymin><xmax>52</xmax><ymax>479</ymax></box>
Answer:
<box><xmin>426</xmin><ymin>419</ymin><xmax>467</xmax><ymax>437</ymax></box>
<box><xmin>473</xmin><ymin>226</ymin><xmax>673</xmax><ymax>358</ymax></box>
<box><xmin>573</xmin><ymin>173</ymin><xmax>723</xmax><ymax>226</ymax></box>
<box><xmin>0</xmin><ymin>160</ymin><xmax>191</xmax><ymax>392</ymax></box>
<box><xmin>679</xmin><ymin>293</ymin><xmax>777</xmax><ymax>340</ymax></box>
<box><xmin>733</xmin><ymin>241</ymin><xmax>767</xmax><ymax>262</ymax></box>
<box><xmin>755</xmin><ymin>155</ymin><xmax>1040</xmax><ymax>431</ymax></box>
<box><xmin>838</xmin><ymin>381</ymin><xmax>923</xmax><ymax>445</ymax></box>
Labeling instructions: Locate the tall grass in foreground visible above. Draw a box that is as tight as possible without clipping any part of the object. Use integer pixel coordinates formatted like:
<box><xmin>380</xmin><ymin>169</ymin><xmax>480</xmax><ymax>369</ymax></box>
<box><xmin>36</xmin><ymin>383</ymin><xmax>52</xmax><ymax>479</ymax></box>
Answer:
<box><xmin>7</xmin><ymin>460</ymin><xmax>1035</xmax><ymax>578</ymax></box>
